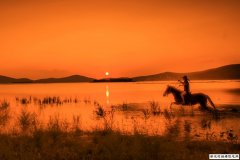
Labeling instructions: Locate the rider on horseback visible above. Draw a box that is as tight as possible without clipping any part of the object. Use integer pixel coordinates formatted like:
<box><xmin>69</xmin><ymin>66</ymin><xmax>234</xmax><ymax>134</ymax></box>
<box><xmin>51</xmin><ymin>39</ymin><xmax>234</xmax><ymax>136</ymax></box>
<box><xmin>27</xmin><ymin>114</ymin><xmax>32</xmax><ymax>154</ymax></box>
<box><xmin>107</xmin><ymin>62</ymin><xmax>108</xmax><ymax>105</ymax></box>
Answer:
<box><xmin>178</xmin><ymin>75</ymin><xmax>191</xmax><ymax>105</ymax></box>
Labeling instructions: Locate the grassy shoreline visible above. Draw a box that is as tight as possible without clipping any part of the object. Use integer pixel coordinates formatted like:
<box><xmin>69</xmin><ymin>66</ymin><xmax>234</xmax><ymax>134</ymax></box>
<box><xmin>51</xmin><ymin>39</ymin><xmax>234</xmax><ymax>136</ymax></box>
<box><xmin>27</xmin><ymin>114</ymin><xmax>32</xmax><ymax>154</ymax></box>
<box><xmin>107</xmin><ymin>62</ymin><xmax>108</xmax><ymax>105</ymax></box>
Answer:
<box><xmin>0</xmin><ymin>99</ymin><xmax>239</xmax><ymax>159</ymax></box>
<box><xmin>0</xmin><ymin>130</ymin><xmax>239</xmax><ymax>160</ymax></box>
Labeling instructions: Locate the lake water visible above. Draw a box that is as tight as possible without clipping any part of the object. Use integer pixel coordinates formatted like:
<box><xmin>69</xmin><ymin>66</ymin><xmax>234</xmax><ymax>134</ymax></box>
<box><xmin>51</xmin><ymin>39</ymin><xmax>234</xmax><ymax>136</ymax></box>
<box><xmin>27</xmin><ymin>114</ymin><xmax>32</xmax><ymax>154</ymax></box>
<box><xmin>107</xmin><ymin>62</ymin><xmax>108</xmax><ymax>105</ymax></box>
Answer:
<box><xmin>1</xmin><ymin>80</ymin><xmax>239</xmax><ymax>104</ymax></box>
<box><xmin>0</xmin><ymin>80</ymin><xmax>239</xmax><ymax>141</ymax></box>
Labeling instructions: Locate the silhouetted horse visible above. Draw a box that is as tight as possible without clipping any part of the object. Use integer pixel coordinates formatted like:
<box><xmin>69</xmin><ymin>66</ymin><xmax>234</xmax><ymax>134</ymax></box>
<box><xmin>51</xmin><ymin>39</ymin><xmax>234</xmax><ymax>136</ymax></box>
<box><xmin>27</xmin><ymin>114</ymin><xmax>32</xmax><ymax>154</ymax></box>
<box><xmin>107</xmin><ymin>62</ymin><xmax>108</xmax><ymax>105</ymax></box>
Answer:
<box><xmin>163</xmin><ymin>85</ymin><xmax>216</xmax><ymax>110</ymax></box>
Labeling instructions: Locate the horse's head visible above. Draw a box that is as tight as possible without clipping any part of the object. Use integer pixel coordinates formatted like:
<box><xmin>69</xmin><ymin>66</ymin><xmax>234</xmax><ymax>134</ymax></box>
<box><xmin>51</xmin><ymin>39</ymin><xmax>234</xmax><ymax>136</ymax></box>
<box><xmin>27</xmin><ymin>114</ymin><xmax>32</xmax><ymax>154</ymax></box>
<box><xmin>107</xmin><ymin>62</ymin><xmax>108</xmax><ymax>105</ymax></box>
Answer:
<box><xmin>163</xmin><ymin>85</ymin><xmax>171</xmax><ymax>96</ymax></box>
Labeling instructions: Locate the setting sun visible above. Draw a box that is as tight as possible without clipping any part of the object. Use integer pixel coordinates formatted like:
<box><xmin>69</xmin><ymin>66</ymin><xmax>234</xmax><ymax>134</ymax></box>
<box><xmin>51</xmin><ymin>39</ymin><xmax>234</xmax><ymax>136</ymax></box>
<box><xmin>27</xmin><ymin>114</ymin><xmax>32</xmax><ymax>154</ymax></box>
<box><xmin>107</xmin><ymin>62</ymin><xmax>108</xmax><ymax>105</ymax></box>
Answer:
<box><xmin>105</xmin><ymin>72</ymin><xmax>109</xmax><ymax>76</ymax></box>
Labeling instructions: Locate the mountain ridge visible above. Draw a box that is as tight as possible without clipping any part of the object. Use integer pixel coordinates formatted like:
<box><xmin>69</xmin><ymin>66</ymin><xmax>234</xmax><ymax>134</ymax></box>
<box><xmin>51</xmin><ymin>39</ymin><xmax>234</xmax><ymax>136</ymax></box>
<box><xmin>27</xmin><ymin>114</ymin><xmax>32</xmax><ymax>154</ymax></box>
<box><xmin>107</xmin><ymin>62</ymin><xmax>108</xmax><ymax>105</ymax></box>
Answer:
<box><xmin>132</xmin><ymin>64</ymin><xmax>240</xmax><ymax>81</ymax></box>
<box><xmin>0</xmin><ymin>75</ymin><xmax>94</xmax><ymax>84</ymax></box>
<box><xmin>0</xmin><ymin>64</ymin><xmax>239</xmax><ymax>83</ymax></box>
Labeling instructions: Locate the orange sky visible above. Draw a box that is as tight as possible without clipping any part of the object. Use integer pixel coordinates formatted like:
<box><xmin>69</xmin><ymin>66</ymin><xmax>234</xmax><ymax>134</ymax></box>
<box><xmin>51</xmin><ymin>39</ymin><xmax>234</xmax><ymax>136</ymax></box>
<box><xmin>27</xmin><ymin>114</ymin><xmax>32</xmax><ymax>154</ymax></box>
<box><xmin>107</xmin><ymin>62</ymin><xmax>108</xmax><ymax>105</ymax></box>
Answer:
<box><xmin>0</xmin><ymin>0</ymin><xmax>239</xmax><ymax>79</ymax></box>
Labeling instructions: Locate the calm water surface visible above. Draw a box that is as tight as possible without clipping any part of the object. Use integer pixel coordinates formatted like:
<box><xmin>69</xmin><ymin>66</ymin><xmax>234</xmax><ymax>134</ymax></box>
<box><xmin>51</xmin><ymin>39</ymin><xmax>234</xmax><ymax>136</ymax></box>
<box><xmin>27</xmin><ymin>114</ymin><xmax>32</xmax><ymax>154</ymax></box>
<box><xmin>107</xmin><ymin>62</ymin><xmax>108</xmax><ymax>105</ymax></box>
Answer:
<box><xmin>0</xmin><ymin>80</ymin><xmax>239</xmax><ymax>141</ymax></box>
<box><xmin>0</xmin><ymin>80</ymin><xmax>239</xmax><ymax>104</ymax></box>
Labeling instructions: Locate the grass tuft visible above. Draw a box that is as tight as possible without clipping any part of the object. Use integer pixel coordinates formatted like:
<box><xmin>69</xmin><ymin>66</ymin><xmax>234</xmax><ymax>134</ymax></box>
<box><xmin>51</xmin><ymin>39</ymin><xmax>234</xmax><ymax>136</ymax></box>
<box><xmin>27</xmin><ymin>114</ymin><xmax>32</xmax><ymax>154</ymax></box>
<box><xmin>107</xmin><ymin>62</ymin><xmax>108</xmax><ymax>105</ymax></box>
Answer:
<box><xmin>0</xmin><ymin>101</ymin><xmax>10</xmax><ymax>126</ymax></box>
<box><xmin>149</xmin><ymin>101</ymin><xmax>161</xmax><ymax>115</ymax></box>
<box><xmin>17</xmin><ymin>110</ymin><xmax>38</xmax><ymax>134</ymax></box>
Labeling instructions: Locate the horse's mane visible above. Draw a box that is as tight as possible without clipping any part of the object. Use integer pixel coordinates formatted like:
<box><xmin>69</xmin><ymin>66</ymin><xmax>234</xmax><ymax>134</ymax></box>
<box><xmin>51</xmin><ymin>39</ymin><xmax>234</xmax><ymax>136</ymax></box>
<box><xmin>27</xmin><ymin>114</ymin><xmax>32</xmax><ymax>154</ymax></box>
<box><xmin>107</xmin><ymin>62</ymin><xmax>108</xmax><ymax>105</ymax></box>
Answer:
<box><xmin>168</xmin><ymin>85</ymin><xmax>182</xmax><ymax>93</ymax></box>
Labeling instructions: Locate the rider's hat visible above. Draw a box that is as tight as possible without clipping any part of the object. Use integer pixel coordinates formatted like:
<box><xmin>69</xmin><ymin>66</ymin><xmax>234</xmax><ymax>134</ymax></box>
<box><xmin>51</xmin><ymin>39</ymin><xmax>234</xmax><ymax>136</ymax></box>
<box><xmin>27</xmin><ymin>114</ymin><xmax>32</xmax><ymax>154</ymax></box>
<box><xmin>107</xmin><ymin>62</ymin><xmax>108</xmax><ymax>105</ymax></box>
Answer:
<box><xmin>182</xmin><ymin>75</ymin><xmax>189</xmax><ymax>80</ymax></box>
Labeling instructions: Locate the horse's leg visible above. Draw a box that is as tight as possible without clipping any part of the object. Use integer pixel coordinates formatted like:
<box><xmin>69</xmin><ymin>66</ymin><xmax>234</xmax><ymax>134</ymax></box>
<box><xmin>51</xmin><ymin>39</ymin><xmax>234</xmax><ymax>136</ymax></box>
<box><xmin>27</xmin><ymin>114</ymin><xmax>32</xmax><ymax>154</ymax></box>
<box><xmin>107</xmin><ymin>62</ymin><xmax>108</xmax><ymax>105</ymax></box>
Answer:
<box><xmin>169</xmin><ymin>102</ymin><xmax>176</xmax><ymax>111</ymax></box>
<box><xmin>188</xmin><ymin>99</ymin><xmax>193</xmax><ymax>113</ymax></box>
<box><xmin>205</xmin><ymin>95</ymin><xmax>216</xmax><ymax>110</ymax></box>
<box><xmin>191</xmin><ymin>105</ymin><xmax>194</xmax><ymax>116</ymax></box>
<box><xmin>200</xmin><ymin>100</ymin><xmax>207</xmax><ymax>110</ymax></box>
<box><xmin>170</xmin><ymin>102</ymin><xmax>174</xmax><ymax>108</ymax></box>
<box><xmin>190</xmin><ymin>104</ymin><xmax>193</xmax><ymax>113</ymax></box>
<box><xmin>178</xmin><ymin>103</ymin><xmax>184</xmax><ymax>115</ymax></box>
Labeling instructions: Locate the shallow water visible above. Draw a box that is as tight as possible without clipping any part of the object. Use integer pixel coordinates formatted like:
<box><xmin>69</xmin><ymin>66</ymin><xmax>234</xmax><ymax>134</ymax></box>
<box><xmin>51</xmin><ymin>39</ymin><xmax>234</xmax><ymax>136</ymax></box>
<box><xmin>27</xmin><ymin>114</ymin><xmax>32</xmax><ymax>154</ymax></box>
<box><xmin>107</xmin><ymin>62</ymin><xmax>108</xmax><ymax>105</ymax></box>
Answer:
<box><xmin>0</xmin><ymin>80</ymin><xmax>239</xmax><ymax>141</ymax></box>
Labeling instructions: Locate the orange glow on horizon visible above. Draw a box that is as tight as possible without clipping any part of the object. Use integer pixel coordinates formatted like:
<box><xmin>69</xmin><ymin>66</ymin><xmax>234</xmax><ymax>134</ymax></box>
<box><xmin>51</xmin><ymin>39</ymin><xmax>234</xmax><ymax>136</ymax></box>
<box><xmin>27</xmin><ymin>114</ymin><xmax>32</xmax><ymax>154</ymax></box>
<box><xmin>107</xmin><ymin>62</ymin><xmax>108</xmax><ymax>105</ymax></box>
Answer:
<box><xmin>0</xmin><ymin>0</ymin><xmax>239</xmax><ymax>79</ymax></box>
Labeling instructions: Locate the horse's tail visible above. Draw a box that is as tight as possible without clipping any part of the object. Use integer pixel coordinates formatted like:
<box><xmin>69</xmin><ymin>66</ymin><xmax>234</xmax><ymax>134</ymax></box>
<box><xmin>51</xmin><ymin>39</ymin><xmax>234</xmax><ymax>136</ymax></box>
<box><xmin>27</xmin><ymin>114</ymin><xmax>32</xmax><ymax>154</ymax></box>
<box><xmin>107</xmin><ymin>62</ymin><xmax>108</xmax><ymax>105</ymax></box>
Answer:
<box><xmin>206</xmin><ymin>95</ymin><xmax>216</xmax><ymax>109</ymax></box>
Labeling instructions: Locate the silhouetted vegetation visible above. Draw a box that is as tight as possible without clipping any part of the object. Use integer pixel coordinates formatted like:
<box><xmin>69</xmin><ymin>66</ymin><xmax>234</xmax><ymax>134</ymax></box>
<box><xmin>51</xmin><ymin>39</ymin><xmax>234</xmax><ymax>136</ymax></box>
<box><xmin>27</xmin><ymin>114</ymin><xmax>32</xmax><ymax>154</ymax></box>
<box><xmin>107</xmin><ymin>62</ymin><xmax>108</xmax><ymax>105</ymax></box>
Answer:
<box><xmin>149</xmin><ymin>101</ymin><xmax>161</xmax><ymax>115</ymax></box>
<box><xmin>0</xmin><ymin>101</ymin><xmax>10</xmax><ymax>126</ymax></box>
<box><xmin>0</xmin><ymin>99</ymin><xmax>239</xmax><ymax>160</ymax></box>
<box><xmin>16</xmin><ymin>96</ymin><xmax>81</xmax><ymax>106</ymax></box>
<box><xmin>93</xmin><ymin>77</ymin><xmax>134</xmax><ymax>82</ymax></box>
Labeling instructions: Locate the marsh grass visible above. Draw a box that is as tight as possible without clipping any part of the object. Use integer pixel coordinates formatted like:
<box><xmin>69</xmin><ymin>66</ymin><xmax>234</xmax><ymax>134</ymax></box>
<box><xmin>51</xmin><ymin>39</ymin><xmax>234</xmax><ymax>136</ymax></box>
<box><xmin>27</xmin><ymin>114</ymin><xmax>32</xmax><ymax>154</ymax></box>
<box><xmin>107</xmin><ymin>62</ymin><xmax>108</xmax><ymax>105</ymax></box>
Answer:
<box><xmin>165</xmin><ymin>119</ymin><xmax>180</xmax><ymax>139</ymax></box>
<box><xmin>72</xmin><ymin>115</ymin><xmax>82</xmax><ymax>135</ymax></box>
<box><xmin>47</xmin><ymin>115</ymin><xmax>66</xmax><ymax>141</ymax></box>
<box><xmin>149</xmin><ymin>101</ymin><xmax>161</xmax><ymax>115</ymax></box>
<box><xmin>94</xmin><ymin>104</ymin><xmax>115</xmax><ymax>133</ymax></box>
<box><xmin>0</xmin><ymin>130</ymin><xmax>239</xmax><ymax>160</ymax></box>
<box><xmin>17</xmin><ymin>110</ymin><xmax>38</xmax><ymax>134</ymax></box>
<box><xmin>95</xmin><ymin>105</ymin><xmax>106</xmax><ymax>118</ymax></box>
<box><xmin>0</xmin><ymin>101</ymin><xmax>10</xmax><ymax>127</ymax></box>
<box><xmin>0</xmin><ymin>105</ymin><xmax>238</xmax><ymax>160</ymax></box>
<box><xmin>131</xmin><ymin>117</ymin><xmax>142</xmax><ymax>135</ymax></box>
<box><xmin>83</xmin><ymin>97</ymin><xmax>91</xmax><ymax>104</ymax></box>
<box><xmin>20</xmin><ymin>98</ymin><xmax>29</xmax><ymax>105</ymax></box>
<box><xmin>184</xmin><ymin>120</ymin><xmax>192</xmax><ymax>140</ymax></box>
<box><xmin>0</xmin><ymin>99</ymin><xmax>239</xmax><ymax>159</ymax></box>
<box><xmin>16</xmin><ymin>96</ymin><xmax>82</xmax><ymax>106</ymax></box>
<box><xmin>114</xmin><ymin>102</ymin><xmax>131</xmax><ymax>111</ymax></box>
<box><xmin>163</xmin><ymin>109</ymin><xmax>175</xmax><ymax>121</ymax></box>
<box><xmin>142</xmin><ymin>109</ymin><xmax>151</xmax><ymax>121</ymax></box>
<box><xmin>0</xmin><ymin>101</ymin><xmax>10</xmax><ymax>110</ymax></box>
<box><xmin>121</xmin><ymin>102</ymin><xmax>129</xmax><ymax>111</ymax></box>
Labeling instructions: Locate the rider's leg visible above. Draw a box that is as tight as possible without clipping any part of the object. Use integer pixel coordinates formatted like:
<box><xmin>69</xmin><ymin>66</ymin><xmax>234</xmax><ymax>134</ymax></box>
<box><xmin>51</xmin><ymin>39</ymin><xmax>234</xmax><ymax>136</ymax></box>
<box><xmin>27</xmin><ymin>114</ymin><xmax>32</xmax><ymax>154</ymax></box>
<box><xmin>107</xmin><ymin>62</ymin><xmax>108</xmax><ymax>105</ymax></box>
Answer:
<box><xmin>181</xmin><ymin>92</ymin><xmax>186</xmax><ymax>105</ymax></box>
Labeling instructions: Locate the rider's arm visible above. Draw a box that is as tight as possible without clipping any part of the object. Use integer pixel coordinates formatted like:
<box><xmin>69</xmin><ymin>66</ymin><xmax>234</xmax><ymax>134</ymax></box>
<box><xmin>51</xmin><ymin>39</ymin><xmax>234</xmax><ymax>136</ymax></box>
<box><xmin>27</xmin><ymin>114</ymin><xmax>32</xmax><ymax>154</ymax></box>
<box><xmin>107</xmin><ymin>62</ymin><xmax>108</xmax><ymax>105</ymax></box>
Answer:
<box><xmin>178</xmin><ymin>80</ymin><xmax>184</xmax><ymax>85</ymax></box>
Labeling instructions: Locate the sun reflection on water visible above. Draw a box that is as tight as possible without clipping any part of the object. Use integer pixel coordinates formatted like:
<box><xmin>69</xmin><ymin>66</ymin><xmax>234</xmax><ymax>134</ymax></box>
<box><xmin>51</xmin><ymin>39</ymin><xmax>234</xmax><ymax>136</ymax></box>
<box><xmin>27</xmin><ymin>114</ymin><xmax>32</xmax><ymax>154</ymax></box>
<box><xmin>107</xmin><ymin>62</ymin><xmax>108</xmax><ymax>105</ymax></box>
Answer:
<box><xmin>106</xmin><ymin>84</ymin><xmax>110</xmax><ymax>105</ymax></box>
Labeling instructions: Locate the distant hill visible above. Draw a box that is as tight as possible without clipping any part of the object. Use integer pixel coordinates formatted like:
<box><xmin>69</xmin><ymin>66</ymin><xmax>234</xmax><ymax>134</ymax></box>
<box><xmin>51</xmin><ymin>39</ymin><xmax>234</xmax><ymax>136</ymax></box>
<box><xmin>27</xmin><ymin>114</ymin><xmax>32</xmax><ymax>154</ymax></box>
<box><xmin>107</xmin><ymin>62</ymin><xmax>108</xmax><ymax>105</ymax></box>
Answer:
<box><xmin>133</xmin><ymin>64</ymin><xmax>240</xmax><ymax>81</ymax></box>
<box><xmin>0</xmin><ymin>64</ymin><xmax>239</xmax><ymax>84</ymax></box>
<box><xmin>34</xmin><ymin>75</ymin><xmax>94</xmax><ymax>83</ymax></box>
<box><xmin>0</xmin><ymin>75</ymin><xmax>33</xmax><ymax>83</ymax></box>
<box><xmin>93</xmin><ymin>77</ymin><xmax>134</xmax><ymax>82</ymax></box>
<box><xmin>0</xmin><ymin>75</ymin><xmax>94</xmax><ymax>84</ymax></box>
